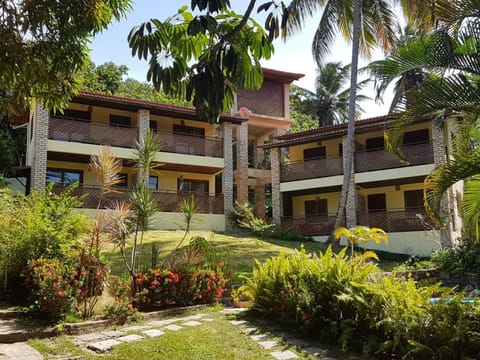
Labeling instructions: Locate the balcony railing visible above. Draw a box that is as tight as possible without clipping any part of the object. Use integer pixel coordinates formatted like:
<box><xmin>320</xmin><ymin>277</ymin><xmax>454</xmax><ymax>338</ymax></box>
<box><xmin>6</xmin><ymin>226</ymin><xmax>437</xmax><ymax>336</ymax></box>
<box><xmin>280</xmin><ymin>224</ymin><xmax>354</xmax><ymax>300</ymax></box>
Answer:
<box><xmin>155</xmin><ymin>131</ymin><xmax>223</xmax><ymax>158</ymax></box>
<box><xmin>357</xmin><ymin>208</ymin><xmax>435</xmax><ymax>232</ymax></box>
<box><xmin>48</xmin><ymin>117</ymin><xmax>224</xmax><ymax>157</ymax></box>
<box><xmin>280</xmin><ymin>156</ymin><xmax>343</xmax><ymax>182</ymax></box>
<box><xmin>51</xmin><ymin>184</ymin><xmax>224</xmax><ymax>214</ymax></box>
<box><xmin>49</xmin><ymin>116</ymin><xmax>138</xmax><ymax>148</ymax></box>
<box><xmin>355</xmin><ymin>142</ymin><xmax>433</xmax><ymax>173</ymax></box>
<box><xmin>282</xmin><ymin>214</ymin><xmax>337</xmax><ymax>236</ymax></box>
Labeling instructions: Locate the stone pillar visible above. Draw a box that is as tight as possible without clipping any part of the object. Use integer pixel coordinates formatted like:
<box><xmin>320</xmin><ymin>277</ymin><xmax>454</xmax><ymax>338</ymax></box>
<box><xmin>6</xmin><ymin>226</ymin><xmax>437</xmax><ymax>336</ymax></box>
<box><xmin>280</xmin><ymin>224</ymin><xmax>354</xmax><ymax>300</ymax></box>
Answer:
<box><xmin>254</xmin><ymin>184</ymin><xmax>266</xmax><ymax>219</ymax></box>
<box><xmin>271</xmin><ymin>147</ymin><xmax>282</xmax><ymax>225</ymax></box>
<box><xmin>343</xmin><ymin>136</ymin><xmax>357</xmax><ymax>228</ymax></box>
<box><xmin>137</xmin><ymin>109</ymin><xmax>150</xmax><ymax>185</ymax></box>
<box><xmin>31</xmin><ymin>100</ymin><xmax>49</xmax><ymax>190</ymax></box>
<box><xmin>432</xmin><ymin>124</ymin><xmax>453</xmax><ymax>247</ymax></box>
<box><xmin>236</xmin><ymin>121</ymin><xmax>249</xmax><ymax>205</ymax></box>
<box><xmin>223</xmin><ymin>122</ymin><xmax>234</xmax><ymax>218</ymax></box>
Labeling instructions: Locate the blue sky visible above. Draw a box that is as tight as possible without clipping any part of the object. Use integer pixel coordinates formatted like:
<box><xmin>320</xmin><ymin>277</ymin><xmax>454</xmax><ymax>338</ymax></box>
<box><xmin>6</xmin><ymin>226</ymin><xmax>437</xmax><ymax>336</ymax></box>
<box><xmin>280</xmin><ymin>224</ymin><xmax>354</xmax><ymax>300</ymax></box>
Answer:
<box><xmin>89</xmin><ymin>0</ymin><xmax>391</xmax><ymax>118</ymax></box>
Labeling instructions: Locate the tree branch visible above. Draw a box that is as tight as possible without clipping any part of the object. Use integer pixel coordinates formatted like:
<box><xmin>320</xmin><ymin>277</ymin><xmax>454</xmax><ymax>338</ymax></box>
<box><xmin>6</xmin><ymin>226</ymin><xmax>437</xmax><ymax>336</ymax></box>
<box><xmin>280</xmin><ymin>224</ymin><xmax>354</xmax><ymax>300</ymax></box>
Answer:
<box><xmin>224</xmin><ymin>0</ymin><xmax>257</xmax><ymax>41</ymax></box>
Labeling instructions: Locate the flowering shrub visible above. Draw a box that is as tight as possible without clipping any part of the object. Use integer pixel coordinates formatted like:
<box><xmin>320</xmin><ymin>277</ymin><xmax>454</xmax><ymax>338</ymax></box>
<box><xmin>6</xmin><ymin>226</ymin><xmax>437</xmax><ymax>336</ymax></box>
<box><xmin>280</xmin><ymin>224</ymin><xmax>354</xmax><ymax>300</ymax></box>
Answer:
<box><xmin>23</xmin><ymin>258</ymin><xmax>80</xmax><ymax>320</ymax></box>
<box><xmin>133</xmin><ymin>269</ymin><xmax>226</xmax><ymax>310</ymax></box>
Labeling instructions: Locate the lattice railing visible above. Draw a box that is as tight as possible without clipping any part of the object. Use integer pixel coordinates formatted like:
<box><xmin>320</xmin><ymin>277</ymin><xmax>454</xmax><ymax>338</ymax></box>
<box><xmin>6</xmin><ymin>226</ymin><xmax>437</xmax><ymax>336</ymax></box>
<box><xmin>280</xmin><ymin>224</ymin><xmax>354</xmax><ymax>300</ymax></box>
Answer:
<box><xmin>357</xmin><ymin>208</ymin><xmax>436</xmax><ymax>232</ymax></box>
<box><xmin>51</xmin><ymin>184</ymin><xmax>224</xmax><ymax>214</ymax></box>
<box><xmin>282</xmin><ymin>214</ymin><xmax>337</xmax><ymax>236</ymax></box>
<box><xmin>280</xmin><ymin>156</ymin><xmax>343</xmax><ymax>182</ymax></box>
<box><xmin>355</xmin><ymin>142</ymin><xmax>433</xmax><ymax>173</ymax></box>
<box><xmin>155</xmin><ymin>131</ymin><xmax>223</xmax><ymax>158</ymax></box>
<box><xmin>49</xmin><ymin>116</ymin><xmax>138</xmax><ymax>148</ymax></box>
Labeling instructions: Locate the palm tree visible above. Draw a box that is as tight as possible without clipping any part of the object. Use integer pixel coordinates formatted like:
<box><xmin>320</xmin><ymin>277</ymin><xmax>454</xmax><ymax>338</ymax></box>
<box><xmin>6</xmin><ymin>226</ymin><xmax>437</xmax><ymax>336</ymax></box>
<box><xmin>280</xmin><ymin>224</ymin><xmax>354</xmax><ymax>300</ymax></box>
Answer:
<box><xmin>281</xmin><ymin>0</ymin><xmax>398</xmax><ymax>238</ymax></box>
<box><xmin>300</xmin><ymin>62</ymin><xmax>370</xmax><ymax>127</ymax></box>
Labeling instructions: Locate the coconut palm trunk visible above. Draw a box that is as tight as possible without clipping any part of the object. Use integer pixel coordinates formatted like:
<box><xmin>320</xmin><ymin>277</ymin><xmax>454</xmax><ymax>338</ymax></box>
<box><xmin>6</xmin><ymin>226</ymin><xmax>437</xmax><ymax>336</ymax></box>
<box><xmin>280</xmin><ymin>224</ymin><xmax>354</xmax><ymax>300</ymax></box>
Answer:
<box><xmin>330</xmin><ymin>0</ymin><xmax>362</xmax><ymax>243</ymax></box>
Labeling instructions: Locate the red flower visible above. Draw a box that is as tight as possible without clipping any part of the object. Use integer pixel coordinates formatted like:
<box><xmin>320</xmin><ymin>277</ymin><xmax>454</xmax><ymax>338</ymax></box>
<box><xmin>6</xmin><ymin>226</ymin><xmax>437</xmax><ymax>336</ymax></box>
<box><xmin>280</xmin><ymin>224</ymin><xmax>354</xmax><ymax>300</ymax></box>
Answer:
<box><xmin>56</xmin><ymin>290</ymin><xmax>64</xmax><ymax>296</ymax></box>
<box><xmin>135</xmin><ymin>278</ymin><xmax>142</xmax><ymax>285</ymax></box>
<box><xmin>301</xmin><ymin>314</ymin><xmax>308</xmax><ymax>321</ymax></box>
<box><xmin>268</xmin><ymin>307</ymin><xmax>274</xmax><ymax>314</ymax></box>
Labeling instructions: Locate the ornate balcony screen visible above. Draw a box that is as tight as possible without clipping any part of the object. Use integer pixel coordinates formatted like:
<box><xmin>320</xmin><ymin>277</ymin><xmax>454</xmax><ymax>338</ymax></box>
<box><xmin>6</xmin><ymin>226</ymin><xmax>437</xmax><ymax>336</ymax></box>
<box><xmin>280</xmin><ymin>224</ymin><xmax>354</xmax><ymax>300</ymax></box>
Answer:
<box><xmin>357</xmin><ymin>209</ymin><xmax>436</xmax><ymax>232</ymax></box>
<box><xmin>51</xmin><ymin>184</ymin><xmax>224</xmax><ymax>214</ymax></box>
<box><xmin>280</xmin><ymin>157</ymin><xmax>343</xmax><ymax>182</ymax></box>
<box><xmin>155</xmin><ymin>131</ymin><xmax>223</xmax><ymax>158</ymax></box>
<box><xmin>49</xmin><ymin>116</ymin><xmax>138</xmax><ymax>148</ymax></box>
<box><xmin>355</xmin><ymin>143</ymin><xmax>433</xmax><ymax>173</ymax></box>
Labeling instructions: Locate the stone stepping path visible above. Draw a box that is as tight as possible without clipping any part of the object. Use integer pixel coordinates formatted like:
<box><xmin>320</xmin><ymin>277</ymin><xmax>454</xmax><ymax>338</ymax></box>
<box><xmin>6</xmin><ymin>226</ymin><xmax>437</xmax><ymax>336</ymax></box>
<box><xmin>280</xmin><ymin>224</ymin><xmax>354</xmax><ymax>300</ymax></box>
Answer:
<box><xmin>73</xmin><ymin>308</ymin><xmax>338</xmax><ymax>359</ymax></box>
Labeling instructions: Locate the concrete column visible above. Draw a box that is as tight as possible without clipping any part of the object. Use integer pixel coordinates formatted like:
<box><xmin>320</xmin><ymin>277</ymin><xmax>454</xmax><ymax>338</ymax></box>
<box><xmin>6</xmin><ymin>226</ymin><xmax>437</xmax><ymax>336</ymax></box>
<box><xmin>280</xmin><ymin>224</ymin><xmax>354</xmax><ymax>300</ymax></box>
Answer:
<box><xmin>137</xmin><ymin>109</ymin><xmax>150</xmax><ymax>185</ymax></box>
<box><xmin>31</xmin><ymin>100</ymin><xmax>49</xmax><ymax>190</ymax></box>
<box><xmin>432</xmin><ymin>124</ymin><xmax>453</xmax><ymax>247</ymax></box>
<box><xmin>223</xmin><ymin>122</ymin><xmax>234</xmax><ymax>218</ymax></box>
<box><xmin>271</xmin><ymin>147</ymin><xmax>281</xmax><ymax>225</ymax></box>
<box><xmin>343</xmin><ymin>136</ymin><xmax>357</xmax><ymax>228</ymax></box>
<box><xmin>236</xmin><ymin>121</ymin><xmax>249</xmax><ymax>205</ymax></box>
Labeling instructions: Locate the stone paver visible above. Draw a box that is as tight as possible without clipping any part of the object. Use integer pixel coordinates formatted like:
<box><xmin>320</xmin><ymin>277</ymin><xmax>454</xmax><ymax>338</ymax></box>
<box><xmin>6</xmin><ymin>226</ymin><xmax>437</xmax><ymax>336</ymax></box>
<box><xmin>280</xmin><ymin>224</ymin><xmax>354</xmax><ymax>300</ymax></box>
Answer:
<box><xmin>202</xmin><ymin>318</ymin><xmax>214</xmax><ymax>322</ymax></box>
<box><xmin>286</xmin><ymin>338</ymin><xmax>310</xmax><ymax>347</ymax></box>
<box><xmin>180</xmin><ymin>314</ymin><xmax>205</xmax><ymax>321</ymax></box>
<box><xmin>87</xmin><ymin>339</ymin><xmax>121</xmax><ymax>353</ymax></box>
<box><xmin>258</xmin><ymin>340</ymin><xmax>280</xmax><ymax>349</ymax></box>
<box><xmin>240</xmin><ymin>326</ymin><xmax>258</xmax><ymax>334</ymax></box>
<box><xmin>76</xmin><ymin>333</ymin><xmax>106</xmax><ymax>342</ymax></box>
<box><xmin>221</xmin><ymin>308</ymin><xmax>247</xmax><ymax>313</ymax></box>
<box><xmin>117</xmin><ymin>334</ymin><xmax>144</xmax><ymax>343</ymax></box>
<box><xmin>164</xmin><ymin>324</ymin><xmax>182</xmax><ymax>331</ymax></box>
<box><xmin>270</xmin><ymin>350</ymin><xmax>299</xmax><ymax>360</ymax></box>
<box><xmin>145</xmin><ymin>319</ymin><xmax>177</xmax><ymax>327</ymax></box>
<box><xmin>250</xmin><ymin>334</ymin><xmax>270</xmax><ymax>341</ymax></box>
<box><xmin>182</xmin><ymin>320</ymin><xmax>202</xmax><ymax>326</ymax></box>
<box><xmin>302</xmin><ymin>346</ymin><xmax>328</xmax><ymax>357</ymax></box>
<box><xmin>229</xmin><ymin>320</ymin><xmax>246</xmax><ymax>325</ymax></box>
<box><xmin>122</xmin><ymin>325</ymin><xmax>151</xmax><ymax>331</ymax></box>
<box><xmin>101</xmin><ymin>330</ymin><xmax>124</xmax><ymax>338</ymax></box>
<box><xmin>142</xmin><ymin>329</ymin><xmax>165</xmax><ymax>338</ymax></box>
<box><xmin>0</xmin><ymin>342</ymin><xmax>43</xmax><ymax>360</ymax></box>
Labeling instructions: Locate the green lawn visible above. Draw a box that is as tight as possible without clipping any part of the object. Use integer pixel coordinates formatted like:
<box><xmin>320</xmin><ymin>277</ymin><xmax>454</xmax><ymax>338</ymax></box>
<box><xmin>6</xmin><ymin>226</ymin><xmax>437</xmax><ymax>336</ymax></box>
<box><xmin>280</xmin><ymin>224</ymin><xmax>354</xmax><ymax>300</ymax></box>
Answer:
<box><xmin>103</xmin><ymin>229</ymin><xmax>402</xmax><ymax>279</ymax></box>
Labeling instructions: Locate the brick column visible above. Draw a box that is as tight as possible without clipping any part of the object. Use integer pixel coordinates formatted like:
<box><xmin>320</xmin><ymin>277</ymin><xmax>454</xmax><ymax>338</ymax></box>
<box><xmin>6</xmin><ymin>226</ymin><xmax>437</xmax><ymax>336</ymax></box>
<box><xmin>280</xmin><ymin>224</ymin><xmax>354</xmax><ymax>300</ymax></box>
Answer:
<box><xmin>137</xmin><ymin>109</ymin><xmax>150</xmax><ymax>185</ymax></box>
<box><xmin>236</xmin><ymin>121</ymin><xmax>249</xmax><ymax>205</ymax></box>
<box><xmin>432</xmin><ymin>125</ymin><xmax>453</xmax><ymax>247</ymax></box>
<box><xmin>254</xmin><ymin>184</ymin><xmax>266</xmax><ymax>219</ymax></box>
<box><xmin>343</xmin><ymin>136</ymin><xmax>357</xmax><ymax>228</ymax></box>
<box><xmin>31</xmin><ymin>100</ymin><xmax>49</xmax><ymax>190</ymax></box>
<box><xmin>223</xmin><ymin>122</ymin><xmax>234</xmax><ymax>218</ymax></box>
<box><xmin>271</xmin><ymin>147</ymin><xmax>281</xmax><ymax>225</ymax></box>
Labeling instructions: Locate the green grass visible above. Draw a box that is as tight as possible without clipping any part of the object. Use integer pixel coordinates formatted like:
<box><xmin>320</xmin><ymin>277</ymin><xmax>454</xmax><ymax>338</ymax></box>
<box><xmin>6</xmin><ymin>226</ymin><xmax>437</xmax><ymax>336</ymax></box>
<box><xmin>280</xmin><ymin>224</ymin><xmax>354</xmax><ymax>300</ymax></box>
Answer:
<box><xmin>103</xmin><ymin>229</ymin><xmax>402</xmax><ymax>279</ymax></box>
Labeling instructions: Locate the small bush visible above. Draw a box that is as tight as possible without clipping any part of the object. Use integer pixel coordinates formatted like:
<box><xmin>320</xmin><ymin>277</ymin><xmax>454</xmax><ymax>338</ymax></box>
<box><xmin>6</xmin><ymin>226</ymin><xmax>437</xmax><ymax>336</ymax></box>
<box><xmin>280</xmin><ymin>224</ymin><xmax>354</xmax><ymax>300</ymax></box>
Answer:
<box><xmin>23</xmin><ymin>258</ymin><xmax>80</xmax><ymax>321</ymax></box>
<box><xmin>133</xmin><ymin>269</ymin><xmax>226</xmax><ymax>311</ymax></box>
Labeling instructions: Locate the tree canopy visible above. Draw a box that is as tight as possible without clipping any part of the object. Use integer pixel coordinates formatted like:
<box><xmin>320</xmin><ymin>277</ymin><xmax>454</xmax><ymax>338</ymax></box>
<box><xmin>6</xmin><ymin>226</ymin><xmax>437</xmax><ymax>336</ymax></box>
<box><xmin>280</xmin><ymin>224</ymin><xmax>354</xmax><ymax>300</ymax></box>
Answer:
<box><xmin>0</xmin><ymin>0</ymin><xmax>132</xmax><ymax>116</ymax></box>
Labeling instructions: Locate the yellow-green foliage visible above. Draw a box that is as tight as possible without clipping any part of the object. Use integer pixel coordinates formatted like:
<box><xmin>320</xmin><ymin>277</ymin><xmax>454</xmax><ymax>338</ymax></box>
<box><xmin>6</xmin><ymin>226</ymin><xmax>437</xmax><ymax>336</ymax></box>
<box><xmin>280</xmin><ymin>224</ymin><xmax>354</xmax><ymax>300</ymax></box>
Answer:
<box><xmin>245</xmin><ymin>246</ymin><xmax>480</xmax><ymax>359</ymax></box>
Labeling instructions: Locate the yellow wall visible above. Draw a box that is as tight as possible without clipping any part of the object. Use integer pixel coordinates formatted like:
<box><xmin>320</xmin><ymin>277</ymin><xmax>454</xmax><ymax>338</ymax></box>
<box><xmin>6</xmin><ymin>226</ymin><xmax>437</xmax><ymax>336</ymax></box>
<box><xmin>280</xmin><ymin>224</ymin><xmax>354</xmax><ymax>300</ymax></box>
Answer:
<box><xmin>355</xmin><ymin>123</ymin><xmax>431</xmax><ymax>148</ymax></box>
<box><xmin>291</xmin><ymin>191</ymin><xmax>340</xmax><ymax>217</ymax></box>
<box><xmin>357</xmin><ymin>182</ymin><xmax>424</xmax><ymax>213</ymax></box>
<box><xmin>150</xmin><ymin>115</ymin><xmax>216</xmax><ymax>137</ymax></box>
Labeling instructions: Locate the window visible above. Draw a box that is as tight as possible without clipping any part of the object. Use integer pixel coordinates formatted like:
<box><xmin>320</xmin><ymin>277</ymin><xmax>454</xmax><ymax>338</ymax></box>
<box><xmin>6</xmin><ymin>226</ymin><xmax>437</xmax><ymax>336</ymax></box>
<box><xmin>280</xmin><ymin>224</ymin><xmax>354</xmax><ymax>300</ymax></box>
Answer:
<box><xmin>109</xmin><ymin>115</ymin><xmax>131</xmax><ymax>128</ymax></box>
<box><xmin>367</xmin><ymin>193</ymin><xmax>386</xmax><ymax>212</ymax></box>
<box><xmin>177</xmin><ymin>178</ymin><xmax>209</xmax><ymax>194</ymax></box>
<box><xmin>148</xmin><ymin>176</ymin><xmax>158</xmax><ymax>190</ymax></box>
<box><xmin>116</xmin><ymin>173</ymin><xmax>128</xmax><ymax>188</ymax></box>
<box><xmin>404</xmin><ymin>190</ymin><xmax>424</xmax><ymax>210</ymax></box>
<box><xmin>46</xmin><ymin>169</ymin><xmax>83</xmax><ymax>185</ymax></box>
<box><xmin>403</xmin><ymin>129</ymin><xmax>429</xmax><ymax>145</ymax></box>
<box><xmin>366</xmin><ymin>137</ymin><xmax>385</xmax><ymax>151</ymax></box>
<box><xmin>303</xmin><ymin>146</ymin><xmax>326</xmax><ymax>160</ymax></box>
<box><xmin>305</xmin><ymin>198</ymin><xmax>328</xmax><ymax>216</ymax></box>
<box><xmin>149</xmin><ymin>120</ymin><xmax>157</xmax><ymax>132</ymax></box>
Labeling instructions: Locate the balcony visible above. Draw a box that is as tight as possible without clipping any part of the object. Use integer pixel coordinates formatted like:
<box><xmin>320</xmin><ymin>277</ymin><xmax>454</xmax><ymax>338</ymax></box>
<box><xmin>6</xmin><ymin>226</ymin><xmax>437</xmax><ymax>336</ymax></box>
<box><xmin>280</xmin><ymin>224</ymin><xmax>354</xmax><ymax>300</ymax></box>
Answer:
<box><xmin>357</xmin><ymin>208</ymin><xmax>435</xmax><ymax>232</ymax></box>
<box><xmin>280</xmin><ymin>156</ymin><xmax>343</xmax><ymax>182</ymax></box>
<box><xmin>155</xmin><ymin>131</ymin><xmax>223</xmax><ymax>158</ymax></box>
<box><xmin>49</xmin><ymin>116</ymin><xmax>138</xmax><ymax>148</ymax></box>
<box><xmin>51</xmin><ymin>184</ymin><xmax>224</xmax><ymax>214</ymax></box>
<box><xmin>282</xmin><ymin>214</ymin><xmax>337</xmax><ymax>236</ymax></box>
<box><xmin>49</xmin><ymin>117</ymin><xmax>223</xmax><ymax>157</ymax></box>
<box><xmin>355</xmin><ymin>142</ymin><xmax>433</xmax><ymax>173</ymax></box>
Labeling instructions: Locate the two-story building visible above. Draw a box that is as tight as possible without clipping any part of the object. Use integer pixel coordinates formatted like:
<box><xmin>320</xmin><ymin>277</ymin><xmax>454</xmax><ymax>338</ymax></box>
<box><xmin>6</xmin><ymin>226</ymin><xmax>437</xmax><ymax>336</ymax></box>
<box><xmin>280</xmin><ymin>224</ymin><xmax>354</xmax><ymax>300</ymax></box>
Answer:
<box><xmin>264</xmin><ymin>116</ymin><xmax>462</xmax><ymax>256</ymax></box>
<box><xmin>24</xmin><ymin>68</ymin><xmax>302</xmax><ymax>231</ymax></box>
